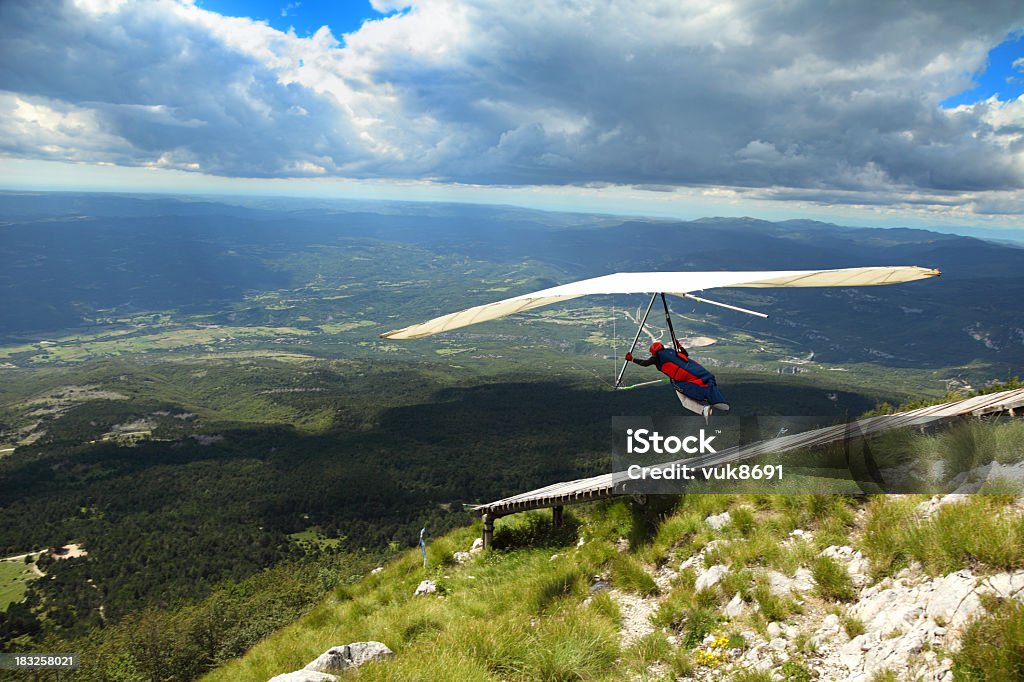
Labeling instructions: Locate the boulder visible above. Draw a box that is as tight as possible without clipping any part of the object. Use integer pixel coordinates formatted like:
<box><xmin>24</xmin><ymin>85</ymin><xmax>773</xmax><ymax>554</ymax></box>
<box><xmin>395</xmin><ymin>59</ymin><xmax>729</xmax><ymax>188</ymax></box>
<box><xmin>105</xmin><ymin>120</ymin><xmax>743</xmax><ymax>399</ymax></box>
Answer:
<box><xmin>765</xmin><ymin>568</ymin><xmax>815</xmax><ymax>596</ymax></box>
<box><xmin>469</xmin><ymin>537</ymin><xmax>484</xmax><ymax>554</ymax></box>
<box><xmin>414</xmin><ymin>579</ymin><xmax>437</xmax><ymax>596</ymax></box>
<box><xmin>304</xmin><ymin>642</ymin><xmax>395</xmax><ymax>674</ymax></box>
<box><xmin>695</xmin><ymin>564</ymin><xmax>728</xmax><ymax>591</ymax></box>
<box><xmin>370</xmin><ymin>567</ymin><xmax>384</xmax><ymax>575</ymax></box>
<box><xmin>723</xmin><ymin>593</ymin><xmax>747</xmax><ymax>618</ymax></box>
<box><xmin>268</xmin><ymin>672</ymin><xmax>338</xmax><ymax>682</ymax></box>
<box><xmin>453</xmin><ymin>551</ymin><xmax>472</xmax><ymax>564</ymax></box>
<box><xmin>705</xmin><ymin>511</ymin><xmax>731</xmax><ymax>530</ymax></box>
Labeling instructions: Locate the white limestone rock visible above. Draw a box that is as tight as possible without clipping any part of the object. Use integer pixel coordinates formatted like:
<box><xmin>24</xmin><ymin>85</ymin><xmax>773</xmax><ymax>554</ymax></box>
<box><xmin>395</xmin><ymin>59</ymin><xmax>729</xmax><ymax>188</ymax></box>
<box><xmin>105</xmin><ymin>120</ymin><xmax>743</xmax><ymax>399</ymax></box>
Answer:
<box><xmin>705</xmin><ymin>511</ymin><xmax>731</xmax><ymax>531</ymax></box>
<box><xmin>304</xmin><ymin>642</ymin><xmax>395</xmax><ymax>674</ymax></box>
<box><xmin>925</xmin><ymin>570</ymin><xmax>980</xmax><ymax>631</ymax></box>
<box><xmin>982</xmin><ymin>571</ymin><xmax>1024</xmax><ymax>599</ymax></box>
<box><xmin>723</xmin><ymin>593</ymin><xmax>747</xmax><ymax>618</ymax></box>
<box><xmin>821</xmin><ymin>545</ymin><xmax>870</xmax><ymax>587</ymax></box>
<box><xmin>695</xmin><ymin>563</ymin><xmax>728</xmax><ymax>591</ymax></box>
<box><xmin>414</xmin><ymin>579</ymin><xmax>437</xmax><ymax>596</ymax></box>
<box><xmin>268</xmin><ymin>672</ymin><xmax>337</xmax><ymax>682</ymax></box>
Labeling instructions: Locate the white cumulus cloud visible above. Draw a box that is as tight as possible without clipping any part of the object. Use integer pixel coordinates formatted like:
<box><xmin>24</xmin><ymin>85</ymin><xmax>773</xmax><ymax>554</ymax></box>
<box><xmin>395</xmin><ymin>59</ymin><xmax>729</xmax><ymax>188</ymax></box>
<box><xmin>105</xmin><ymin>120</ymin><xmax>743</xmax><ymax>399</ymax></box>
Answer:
<box><xmin>2</xmin><ymin>0</ymin><xmax>1024</xmax><ymax>213</ymax></box>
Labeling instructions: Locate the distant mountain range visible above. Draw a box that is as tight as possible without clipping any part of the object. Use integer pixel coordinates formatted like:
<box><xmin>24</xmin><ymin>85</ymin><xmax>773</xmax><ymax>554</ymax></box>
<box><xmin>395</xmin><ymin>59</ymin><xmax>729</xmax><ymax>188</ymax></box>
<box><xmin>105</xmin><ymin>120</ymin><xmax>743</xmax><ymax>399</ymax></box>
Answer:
<box><xmin>1</xmin><ymin>191</ymin><xmax>1022</xmax><ymax>373</ymax></box>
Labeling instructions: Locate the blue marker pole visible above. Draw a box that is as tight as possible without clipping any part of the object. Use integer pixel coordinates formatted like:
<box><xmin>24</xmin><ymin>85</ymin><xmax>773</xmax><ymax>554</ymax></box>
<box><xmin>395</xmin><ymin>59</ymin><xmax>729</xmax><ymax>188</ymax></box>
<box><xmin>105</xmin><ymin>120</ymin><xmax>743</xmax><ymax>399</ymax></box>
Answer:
<box><xmin>420</xmin><ymin>528</ymin><xmax>427</xmax><ymax>568</ymax></box>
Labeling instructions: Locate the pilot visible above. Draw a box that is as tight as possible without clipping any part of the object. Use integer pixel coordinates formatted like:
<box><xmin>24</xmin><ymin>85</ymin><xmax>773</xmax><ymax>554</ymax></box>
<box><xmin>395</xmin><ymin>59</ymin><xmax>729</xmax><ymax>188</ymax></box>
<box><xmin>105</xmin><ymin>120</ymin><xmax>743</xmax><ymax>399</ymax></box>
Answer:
<box><xmin>626</xmin><ymin>341</ymin><xmax>730</xmax><ymax>416</ymax></box>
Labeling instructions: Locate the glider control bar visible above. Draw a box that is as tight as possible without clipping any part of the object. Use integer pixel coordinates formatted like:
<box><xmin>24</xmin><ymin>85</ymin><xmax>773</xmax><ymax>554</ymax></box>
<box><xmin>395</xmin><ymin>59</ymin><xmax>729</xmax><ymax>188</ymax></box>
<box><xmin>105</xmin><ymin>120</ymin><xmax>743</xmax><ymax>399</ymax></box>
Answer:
<box><xmin>614</xmin><ymin>292</ymin><xmax>658</xmax><ymax>389</ymax></box>
<box><xmin>618</xmin><ymin>378</ymin><xmax>669</xmax><ymax>390</ymax></box>
<box><xmin>681</xmin><ymin>293</ymin><xmax>768</xmax><ymax>318</ymax></box>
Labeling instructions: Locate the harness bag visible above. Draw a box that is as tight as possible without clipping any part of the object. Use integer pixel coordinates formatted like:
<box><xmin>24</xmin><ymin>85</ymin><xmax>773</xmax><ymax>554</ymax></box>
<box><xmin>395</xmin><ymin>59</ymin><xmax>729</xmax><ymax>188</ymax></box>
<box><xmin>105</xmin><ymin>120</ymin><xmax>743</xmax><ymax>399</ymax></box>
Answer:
<box><xmin>655</xmin><ymin>348</ymin><xmax>711</xmax><ymax>387</ymax></box>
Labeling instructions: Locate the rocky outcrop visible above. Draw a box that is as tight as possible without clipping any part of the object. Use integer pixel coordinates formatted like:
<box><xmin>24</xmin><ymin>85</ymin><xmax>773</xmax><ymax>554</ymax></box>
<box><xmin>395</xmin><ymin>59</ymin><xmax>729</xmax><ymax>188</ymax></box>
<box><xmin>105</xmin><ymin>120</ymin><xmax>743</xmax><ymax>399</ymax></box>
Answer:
<box><xmin>764</xmin><ymin>567</ymin><xmax>814</xmax><ymax>596</ymax></box>
<box><xmin>268</xmin><ymin>642</ymin><xmax>394</xmax><ymax>681</ymax></box>
<box><xmin>720</xmin><ymin>565</ymin><xmax>1024</xmax><ymax>682</ymax></box>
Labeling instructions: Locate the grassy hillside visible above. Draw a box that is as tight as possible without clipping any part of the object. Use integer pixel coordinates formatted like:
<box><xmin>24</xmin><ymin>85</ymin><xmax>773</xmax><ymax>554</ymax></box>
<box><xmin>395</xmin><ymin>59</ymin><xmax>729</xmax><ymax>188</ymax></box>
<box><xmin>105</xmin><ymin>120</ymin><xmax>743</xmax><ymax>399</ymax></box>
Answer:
<box><xmin>202</xmin><ymin>485</ymin><xmax>1024</xmax><ymax>682</ymax></box>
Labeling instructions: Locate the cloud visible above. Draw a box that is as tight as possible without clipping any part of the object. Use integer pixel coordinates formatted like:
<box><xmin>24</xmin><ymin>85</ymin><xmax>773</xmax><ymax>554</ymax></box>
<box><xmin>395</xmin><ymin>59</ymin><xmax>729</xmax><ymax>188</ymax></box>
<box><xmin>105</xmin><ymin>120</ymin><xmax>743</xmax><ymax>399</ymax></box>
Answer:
<box><xmin>3</xmin><ymin>0</ymin><xmax>1024</xmax><ymax>213</ymax></box>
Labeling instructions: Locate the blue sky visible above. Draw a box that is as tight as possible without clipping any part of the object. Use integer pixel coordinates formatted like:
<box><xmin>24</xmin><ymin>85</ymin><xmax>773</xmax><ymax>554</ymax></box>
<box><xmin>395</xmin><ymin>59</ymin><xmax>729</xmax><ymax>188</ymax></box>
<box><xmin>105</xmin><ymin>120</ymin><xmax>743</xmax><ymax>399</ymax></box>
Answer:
<box><xmin>195</xmin><ymin>0</ymin><xmax>393</xmax><ymax>38</ymax></box>
<box><xmin>2</xmin><ymin>0</ymin><xmax>1024</xmax><ymax>230</ymax></box>
<box><xmin>942</xmin><ymin>32</ymin><xmax>1024</xmax><ymax>107</ymax></box>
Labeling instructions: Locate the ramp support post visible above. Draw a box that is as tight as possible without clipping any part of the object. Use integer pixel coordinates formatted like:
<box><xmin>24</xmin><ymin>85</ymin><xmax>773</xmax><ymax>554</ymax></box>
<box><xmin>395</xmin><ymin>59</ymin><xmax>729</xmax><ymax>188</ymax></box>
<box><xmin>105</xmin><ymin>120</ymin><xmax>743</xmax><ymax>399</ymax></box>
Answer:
<box><xmin>552</xmin><ymin>505</ymin><xmax>564</xmax><ymax>528</ymax></box>
<box><xmin>482</xmin><ymin>513</ymin><xmax>494</xmax><ymax>550</ymax></box>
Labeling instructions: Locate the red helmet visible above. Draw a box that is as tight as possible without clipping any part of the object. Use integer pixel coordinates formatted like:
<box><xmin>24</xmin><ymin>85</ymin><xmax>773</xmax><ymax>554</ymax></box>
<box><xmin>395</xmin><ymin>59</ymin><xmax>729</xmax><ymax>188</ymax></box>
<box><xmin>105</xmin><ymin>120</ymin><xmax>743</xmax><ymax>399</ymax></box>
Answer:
<box><xmin>649</xmin><ymin>342</ymin><xmax>664</xmax><ymax>354</ymax></box>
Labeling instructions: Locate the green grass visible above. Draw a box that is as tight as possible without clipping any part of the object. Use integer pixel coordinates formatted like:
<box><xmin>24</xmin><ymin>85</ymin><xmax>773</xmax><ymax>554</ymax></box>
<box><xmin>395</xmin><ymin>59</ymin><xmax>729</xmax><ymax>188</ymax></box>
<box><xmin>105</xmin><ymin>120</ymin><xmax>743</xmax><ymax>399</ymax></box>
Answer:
<box><xmin>621</xmin><ymin>631</ymin><xmax>672</xmax><ymax>673</ymax></box>
<box><xmin>199</xmin><ymin>514</ymin><xmax>626</xmax><ymax>682</ymax></box>
<box><xmin>860</xmin><ymin>495</ymin><xmax>1024</xmax><ymax>577</ymax></box>
<box><xmin>191</xmin><ymin>488</ymin><xmax>1024</xmax><ymax>682</ymax></box>
<box><xmin>0</xmin><ymin>559</ymin><xmax>38</xmax><ymax>610</ymax></box>
<box><xmin>842</xmin><ymin>614</ymin><xmax>866</xmax><ymax>639</ymax></box>
<box><xmin>811</xmin><ymin>555</ymin><xmax>856</xmax><ymax>602</ymax></box>
<box><xmin>729</xmin><ymin>671</ymin><xmax>773</xmax><ymax>682</ymax></box>
<box><xmin>953</xmin><ymin>594</ymin><xmax>1024</xmax><ymax>681</ymax></box>
<box><xmin>609</xmin><ymin>554</ymin><xmax>658</xmax><ymax>596</ymax></box>
<box><xmin>751</xmin><ymin>579</ymin><xmax>797</xmax><ymax>623</ymax></box>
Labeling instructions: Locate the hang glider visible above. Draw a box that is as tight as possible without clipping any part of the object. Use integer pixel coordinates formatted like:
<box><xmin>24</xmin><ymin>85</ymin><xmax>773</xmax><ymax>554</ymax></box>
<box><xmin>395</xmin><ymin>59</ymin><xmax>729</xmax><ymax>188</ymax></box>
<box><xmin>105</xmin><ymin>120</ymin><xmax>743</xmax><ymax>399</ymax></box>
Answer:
<box><xmin>380</xmin><ymin>266</ymin><xmax>940</xmax><ymax>340</ymax></box>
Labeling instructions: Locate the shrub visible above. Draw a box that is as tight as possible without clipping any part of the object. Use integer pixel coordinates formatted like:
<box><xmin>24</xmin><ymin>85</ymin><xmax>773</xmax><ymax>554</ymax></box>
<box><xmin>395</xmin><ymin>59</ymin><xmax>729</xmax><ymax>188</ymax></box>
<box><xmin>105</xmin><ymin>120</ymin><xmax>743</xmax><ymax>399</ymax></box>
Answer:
<box><xmin>681</xmin><ymin>607</ymin><xmax>720</xmax><ymax>648</ymax></box>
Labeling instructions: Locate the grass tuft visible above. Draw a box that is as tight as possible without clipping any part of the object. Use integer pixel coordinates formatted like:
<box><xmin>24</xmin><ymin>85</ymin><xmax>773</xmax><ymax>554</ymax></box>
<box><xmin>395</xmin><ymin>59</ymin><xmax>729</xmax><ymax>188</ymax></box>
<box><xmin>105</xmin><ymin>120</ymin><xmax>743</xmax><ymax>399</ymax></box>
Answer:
<box><xmin>609</xmin><ymin>554</ymin><xmax>659</xmax><ymax>596</ymax></box>
<box><xmin>953</xmin><ymin>594</ymin><xmax>1024</xmax><ymax>682</ymax></box>
<box><xmin>811</xmin><ymin>555</ymin><xmax>856</xmax><ymax>602</ymax></box>
<box><xmin>861</xmin><ymin>495</ymin><xmax>1024</xmax><ymax>577</ymax></box>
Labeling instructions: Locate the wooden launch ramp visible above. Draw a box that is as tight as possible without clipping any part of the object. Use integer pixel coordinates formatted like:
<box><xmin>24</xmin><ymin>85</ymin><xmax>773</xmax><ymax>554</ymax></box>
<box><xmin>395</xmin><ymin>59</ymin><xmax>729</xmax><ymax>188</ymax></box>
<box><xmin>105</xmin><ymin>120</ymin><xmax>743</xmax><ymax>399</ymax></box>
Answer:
<box><xmin>471</xmin><ymin>387</ymin><xmax>1024</xmax><ymax>548</ymax></box>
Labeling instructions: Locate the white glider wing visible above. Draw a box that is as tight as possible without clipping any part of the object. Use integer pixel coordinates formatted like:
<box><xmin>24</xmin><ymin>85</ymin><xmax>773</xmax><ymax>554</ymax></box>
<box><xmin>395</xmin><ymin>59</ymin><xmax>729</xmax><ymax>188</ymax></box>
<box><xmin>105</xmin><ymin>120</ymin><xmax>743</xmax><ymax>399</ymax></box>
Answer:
<box><xmin>380</xmin><ymin>265</ymin><xmax>940</xmax><ymax>340</ymax></box>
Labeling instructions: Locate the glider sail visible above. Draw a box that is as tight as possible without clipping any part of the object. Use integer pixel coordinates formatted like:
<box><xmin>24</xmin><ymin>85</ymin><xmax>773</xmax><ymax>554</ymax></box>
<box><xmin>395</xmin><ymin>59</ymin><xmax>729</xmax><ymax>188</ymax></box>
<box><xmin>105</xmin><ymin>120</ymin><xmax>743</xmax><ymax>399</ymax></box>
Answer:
<box><xmin>381</xmin><ymin>266</ymin><xmax>940</xmax><ymax>340</ymax></box>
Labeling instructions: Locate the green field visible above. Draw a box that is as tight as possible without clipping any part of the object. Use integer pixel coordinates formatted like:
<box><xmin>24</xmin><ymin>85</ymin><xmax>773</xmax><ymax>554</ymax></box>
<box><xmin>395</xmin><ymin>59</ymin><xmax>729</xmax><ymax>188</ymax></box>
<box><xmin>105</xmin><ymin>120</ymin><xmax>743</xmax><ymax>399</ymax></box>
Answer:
<box><xmin>289</xmin><ymin>528</ymin><xmax>344</xmax><ymax>550</ymax></box>
<box><xmin>0</xmin><ymin>559</ymin><xmax>37</xmax><ymax>610</ymax></box>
